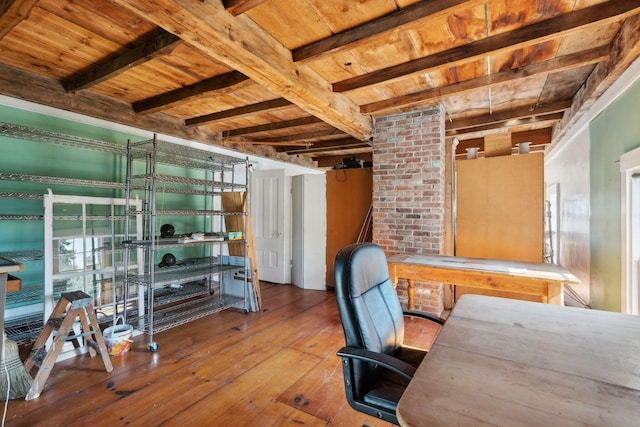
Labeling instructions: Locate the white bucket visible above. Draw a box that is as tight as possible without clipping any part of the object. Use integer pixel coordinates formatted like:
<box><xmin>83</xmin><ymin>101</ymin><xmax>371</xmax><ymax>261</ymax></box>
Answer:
<box><xmin>103</xmin><ymin>316</ymin><xmax>133</xmax><ymax>356</ymax></box>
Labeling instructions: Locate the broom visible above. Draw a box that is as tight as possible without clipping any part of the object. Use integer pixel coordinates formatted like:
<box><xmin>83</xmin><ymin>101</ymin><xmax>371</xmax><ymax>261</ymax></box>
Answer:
<box><xmin>0</xmin><ymin>332</ymin><xmax>33</xmax><ymax>400</ymax></box>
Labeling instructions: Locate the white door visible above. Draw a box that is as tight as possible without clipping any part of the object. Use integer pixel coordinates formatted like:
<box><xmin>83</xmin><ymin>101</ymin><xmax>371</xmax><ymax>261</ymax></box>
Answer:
<box><xmin>251</xmin><ymin>169</ymin><xmax>291</xmax><ymax>284</ymax></box>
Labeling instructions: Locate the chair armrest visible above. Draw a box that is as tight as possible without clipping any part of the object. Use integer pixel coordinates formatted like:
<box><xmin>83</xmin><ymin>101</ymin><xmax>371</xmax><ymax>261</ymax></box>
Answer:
<box><xmin>337</xmin><ymin>346</ymin><xmax>416</xmax><ymax>381</ymax></box>
<box><xmin>403</xmin><ymin>309</ymin><xmax>445</xmax><ymax>325</ymax></box>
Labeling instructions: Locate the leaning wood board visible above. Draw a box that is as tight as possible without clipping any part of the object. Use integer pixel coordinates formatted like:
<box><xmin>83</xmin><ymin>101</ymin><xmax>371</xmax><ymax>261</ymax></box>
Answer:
<box><xmin>455</xmin><ymin>152</ymin><xmax>544</xmax><ymax>301</ymax></box>
<box><xmin>221</xmin><ymin>191</ymin><xmax>261</xmax><ymax>310</ymax></box>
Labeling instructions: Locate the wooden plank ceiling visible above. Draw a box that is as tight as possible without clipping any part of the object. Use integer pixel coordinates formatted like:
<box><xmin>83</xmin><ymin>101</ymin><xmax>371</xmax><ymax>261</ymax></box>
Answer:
<box><xmin>0</xmin><ymin>0</ymin><xmax>639</xmax><ymax>168</ymax></box>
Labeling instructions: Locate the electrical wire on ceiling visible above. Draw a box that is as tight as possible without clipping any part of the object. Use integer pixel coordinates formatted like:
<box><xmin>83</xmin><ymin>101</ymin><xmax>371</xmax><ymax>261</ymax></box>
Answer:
<box><xmin>484</xmin><ymin>3</ymin><xmax>493</xmax><ymax>115</ymax></box>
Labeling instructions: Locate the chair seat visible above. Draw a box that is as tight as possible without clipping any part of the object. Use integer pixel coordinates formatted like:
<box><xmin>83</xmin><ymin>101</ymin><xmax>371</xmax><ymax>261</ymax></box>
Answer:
<box><xmin>364</xmin><ymin>378</ymin><xmax>406</xmax><ymax>412</ymax></box>
<box><xmin>363</xmin><ymin>345</ymin><xmax>427</xmax><ymax>412</ymax></box>
<box><xmin>394</xmin><ymin>345</ymin><xmax>427</xmax><ymax>368</ymax></box>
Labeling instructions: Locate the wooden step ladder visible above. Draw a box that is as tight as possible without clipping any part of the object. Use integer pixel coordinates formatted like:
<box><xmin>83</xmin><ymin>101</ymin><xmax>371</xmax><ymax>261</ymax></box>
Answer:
<box><xmin>23</xmin><ymin>291</ymin><xmax>113</xmax><ymax>400</ymax></box>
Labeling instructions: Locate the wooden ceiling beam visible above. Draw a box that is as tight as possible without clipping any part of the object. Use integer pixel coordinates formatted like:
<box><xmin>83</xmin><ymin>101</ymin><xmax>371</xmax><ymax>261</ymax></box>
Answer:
<box><xmin>0</xmin><ymin>61</ymin><xmax>317</xmax><ymax>167</ymax></box>
<box><xmin>455</xmin><ymin>128</ymin><xmax>552</xmax><ymax>155</ymax></box>
<box><xmin>251</xmin><ymin>128</ymin><xmax>346</xmax><ymax>143</ymax></box>
<box><xmin>553</xmin><ymin>13</ymin><xmax>640</xmax><ymax>147</ymax></box>
<box><xmin>224</xmin><ymin>116</ymin><xmax>325</xmax><ymax>137</ymax></box>
<box><xmin>114</xmin><ymin>0</ymin><xmax>373</xmax><ymax>141</ymax></box>
<box><xmin>185</xmin><ymin>97</ymin><xmax>293</xmax><ymax>127</ymax></box>
<box><xmin>448</xmin><ymin>113</ymin><xmax>564</xmax><ymax>136</ymax></box>
<box><xmin>292</xmin><ymin>0</ymin><xmax>485</xmax><ymax>63</ymax></box>
<box><xmin>280</xmin><ymin>138</ymin><xmax>371</xmax><ymax>154</ymax></box>
<box><xmin>362</xmin><ymin>46</ymin><xmax>609</xmax><ymax>115</ymax></box>
<box><xmin>222</xmin><ymin>0</ymin><xmax>268</xmax><ymax>16</ymax></box>
<box><xmin>133</xmin><ymin>71</ymin><xmax>252</xmax><ymax>115</ymax></box>
<box><xmin>334</xmin><ymin>0</ymin><xmax>640</xmax><ymax>92</ymax></box>
<box><xmin>227</xmin><ymin>139</ymin><xmax>310</xmax><ymax>147</ymax></box>
<box><xmin>63</xmin><ymin>29</ymin><xmax>181</xmax><ymax>92</ymax></box>
<box><xmin>446</xmin><ymin>100</ymin><xmax>572</xmax><ymax>133</ymax></box>
<box><xmin>0</xmin><ymin>0</ymin><xmax>38</xmax><ymax>40</ymax></box>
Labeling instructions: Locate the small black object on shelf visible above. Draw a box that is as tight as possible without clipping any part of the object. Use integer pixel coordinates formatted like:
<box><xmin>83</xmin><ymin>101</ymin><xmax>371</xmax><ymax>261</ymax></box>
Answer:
<box><xmin>160</xmin><ymin>223</ymin><xmax>175</xmax><ymax>238</ymax></box>
<box><xmin>158</xmin><ymin>253</ymin><xmax>176</xmax><ymax>268</ymax></box>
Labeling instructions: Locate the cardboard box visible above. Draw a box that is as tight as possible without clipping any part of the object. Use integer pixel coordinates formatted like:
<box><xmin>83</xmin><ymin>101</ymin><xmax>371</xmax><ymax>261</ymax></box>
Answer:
<box><xmin>7</xmin><ymin>274</ymin><xmax>21</xmax><ymax>292</ymax></box>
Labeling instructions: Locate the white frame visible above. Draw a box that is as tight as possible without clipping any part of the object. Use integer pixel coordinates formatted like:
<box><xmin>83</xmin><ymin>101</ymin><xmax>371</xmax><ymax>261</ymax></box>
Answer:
<box><xmin>43</xmin><ymin>192</ymin><xmax>143</xmax><ymax>325</ymax></box>
<box><xmin>620</xmin><ymin>146</ymin><xmax>640</xmax><ymax>314</ymax></box>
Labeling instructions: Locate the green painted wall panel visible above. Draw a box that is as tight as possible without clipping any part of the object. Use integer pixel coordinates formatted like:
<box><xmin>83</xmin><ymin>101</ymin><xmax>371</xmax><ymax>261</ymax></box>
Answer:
<box><xmin>589</xmin><ymin>78</ymin><xmax>640</xmax><ymax>311</ymax></box>
<box><xmin>0</xmin><ymin>105</ymin><xmax>211</xmax><ymax>311</ymax></box>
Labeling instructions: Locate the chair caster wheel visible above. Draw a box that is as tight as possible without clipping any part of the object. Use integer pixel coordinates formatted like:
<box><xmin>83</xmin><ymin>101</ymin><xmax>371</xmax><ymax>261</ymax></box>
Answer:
<box><xmin>149</xmin><ymin>342</ymin><xmax>159</xmax><ymax>352</ymax></box>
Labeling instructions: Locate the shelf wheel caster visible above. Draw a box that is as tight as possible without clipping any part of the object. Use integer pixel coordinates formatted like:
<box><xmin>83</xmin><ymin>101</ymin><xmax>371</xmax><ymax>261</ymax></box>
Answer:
<box><xmin>149</xmin><ymin>341</ymin><xmax>159</xmax><ymax>352</ymax></box>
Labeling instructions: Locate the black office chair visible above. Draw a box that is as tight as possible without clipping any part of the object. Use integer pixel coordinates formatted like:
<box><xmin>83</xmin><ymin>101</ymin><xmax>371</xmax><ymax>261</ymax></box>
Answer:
<box><xmin>334</xmin><ymin>242</ymin><xmax>445</xmax><ymax>425</ymax></box>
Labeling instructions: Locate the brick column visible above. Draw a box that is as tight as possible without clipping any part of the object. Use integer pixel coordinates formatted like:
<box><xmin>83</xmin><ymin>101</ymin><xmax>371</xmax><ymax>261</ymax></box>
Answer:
<box><xmin>372</xmin><ymin>107</ymin><xmax>446</xmax><ymax>315</ymax></box>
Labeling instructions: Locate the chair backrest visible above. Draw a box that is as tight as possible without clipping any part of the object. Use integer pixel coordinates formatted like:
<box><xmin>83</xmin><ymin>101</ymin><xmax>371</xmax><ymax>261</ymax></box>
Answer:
<box><xmin>334</xmin><ymin>242</ymin><xmax>405</xmax><ymax>356</ymax></box>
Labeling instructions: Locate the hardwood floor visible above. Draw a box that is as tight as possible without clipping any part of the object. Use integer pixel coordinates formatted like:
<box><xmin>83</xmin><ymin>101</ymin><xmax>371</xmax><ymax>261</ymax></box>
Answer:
<box><xmin>4</xmin><ymin>283</ymin><xmax>441</xmax><ymax>426</ymax></box>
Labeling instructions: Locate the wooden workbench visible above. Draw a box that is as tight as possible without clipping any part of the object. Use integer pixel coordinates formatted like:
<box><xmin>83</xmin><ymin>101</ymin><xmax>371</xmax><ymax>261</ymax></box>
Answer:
<box><xmin>387</xmin><ymin>253</ymin><xmax>579</xmax><ymax>307</ymax></box>
<box><xmin>397</xmin><ymin>295</ymin><xmax>640</xmax><ymax>426</ymax></box>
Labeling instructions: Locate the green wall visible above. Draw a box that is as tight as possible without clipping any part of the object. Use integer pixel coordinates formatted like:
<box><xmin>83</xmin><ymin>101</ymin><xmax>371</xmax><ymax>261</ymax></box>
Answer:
<box><xmin>0</xmin><ymin>105</ymin><xmax>210</xmax><ymax>308</ymax></box>
<box><xmin>0</xmin><ymin>106</ymin><xmax>135</xmax><ymax>295</ymax></box>
<box><xmin>589</xmin><ymin>78</ymin><xmax>640</xmax><ymax>311</ymax></box>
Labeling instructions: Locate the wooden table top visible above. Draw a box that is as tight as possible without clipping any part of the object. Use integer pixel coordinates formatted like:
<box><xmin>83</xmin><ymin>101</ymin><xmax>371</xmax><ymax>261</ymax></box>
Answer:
<box><xmin>387</xmin><ymin>253</ymin><xmax>580</xmax><ymax>284</ymax></box>
<box><xmin>397</xmin><ymin>295</ymin><xmax>640</xmax><ymax>426</ymax></box>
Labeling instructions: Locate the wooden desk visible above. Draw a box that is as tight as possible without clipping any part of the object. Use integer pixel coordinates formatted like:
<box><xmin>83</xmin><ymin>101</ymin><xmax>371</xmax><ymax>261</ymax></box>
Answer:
<box><xmin>397</xmin><ymin>295</ymin><xmax>640</xmax><ymax>426</ymax></box>
<box><xmin>387</xmin><ymin>253</ymin><xmax>580</xmax><ymax>306</ymax></box>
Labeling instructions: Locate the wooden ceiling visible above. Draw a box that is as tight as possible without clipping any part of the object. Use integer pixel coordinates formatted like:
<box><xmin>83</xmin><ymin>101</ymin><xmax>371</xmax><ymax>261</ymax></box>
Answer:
<box><xmin>0</xmin><ymin>0</ymin><xmax>639</xmax><ymax>168</ymax></box>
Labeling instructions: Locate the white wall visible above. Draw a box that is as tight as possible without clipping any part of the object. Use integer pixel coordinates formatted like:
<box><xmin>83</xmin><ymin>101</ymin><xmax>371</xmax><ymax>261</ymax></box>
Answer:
<box><xmin>544</xmin><ymin>126</ymin><xmax>591</xmax><ymax>305</ymax></box>
<box><xmin>292</xmin><ymin>174</ymin><xmax>327</xmax><ymax>290</ymax></box>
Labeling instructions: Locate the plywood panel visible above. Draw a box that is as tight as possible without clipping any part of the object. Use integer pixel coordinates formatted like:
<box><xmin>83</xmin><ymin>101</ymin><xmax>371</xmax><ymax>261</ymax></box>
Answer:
<box><xmin>455</xmin><ymin>153</ymin><xmax>544</xmax><ymax>300</ymax></box>
<box><xmin>325</xmin><ymin>168</ymin><xmax>373</xmax><ymax>287</ymax></box>
<box><xmin>484</xmin><ymin>131</ymin><xmax>512</xmax><ymax>157</ymax></box>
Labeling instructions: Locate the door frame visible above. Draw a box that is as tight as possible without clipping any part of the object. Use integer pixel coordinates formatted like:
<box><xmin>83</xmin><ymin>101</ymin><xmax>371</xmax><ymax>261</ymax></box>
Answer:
<box><xmin>620</xmin><ymin>146</ymin><xmax>640</xmax><ymax>314</ymax></box>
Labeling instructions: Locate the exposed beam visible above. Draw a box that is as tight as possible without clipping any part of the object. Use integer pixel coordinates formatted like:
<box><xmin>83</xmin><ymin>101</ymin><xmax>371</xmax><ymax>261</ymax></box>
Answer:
<box><xmin>0</xmin><ymin>62</ymin><xmax>316</xmax><ymax>167</ymax></box>
<box><xmin>185</xmin><ymin>98</ymin><xmax>293</xmax><ymax>127</ymax></box>
<box><xmin>222</xmin><ymin>0</ymin><xmax>267</xmax><ymax>16</ymax></box>
<box><xmin>251</xmin><ymin>128</ymin><xmax>345</xmax><ymax>143</ymax></box>
<box><xmin>455</xmin><ymin>128</ymin><xmax>552</xmax><ymax>156</ymax></box>
<box><xmin>446</xmin><ymin>100</ymin><xmax>572</xmax><ymax>132</ymax></box>
<box><xmin>133</xmin><ymin>71</ymin><xmax>251</xmax><ymax>115</ymax></box>
<box><xmin>114</xmin><ymin>0</ymin><xmax>373</xmax><ymax>141</ymax></box>
<box><xmin>63</xmin><ymin>29</ymin><xmax>182</xmax><ymax>92</ymax></box>
<box><xmin>0</xmin><ymin>0</ymin><xmax>38</xmax><ymax>40</ymax></box>
<box><xmin>361</xmin><ymin>46</ymin><xmax>609</xmax><ymax>115</ymax></box>
<box><xmin>553</xmin><ymin>13</ymin><xmax>640</xmax><ymax>147</ymax></box>
<box><xmin>252</xmin><ymin>141</ymin><xmax>310</xmax><ymax>147</ymax></box>
<box><xmin>334</xmin><ymin>0</ymin><xmax>640</xmax><ymax>92</ymax></box>
<box><xmin>292</xmin><ymin>0</ymin><xmax>485</xmax><ymax>62</ymax></box>
<box><xmin>224</xmin><ymin>116</ymin><xmax>325</xmax><ymax>137</ymax></box>
<box><xmin>281</xmin><ymin>138</ymin><xmax>371</xmax><ymax>154</ymax></box>
<box><xmin>448</xmin><ymin>113</ymin><xmax>564</xmax><ymax>136</ymax></box>
<box><xmin>0</xmin><ymin>62</ymin><xmax>211</xmax><ymax>140</ymax></box>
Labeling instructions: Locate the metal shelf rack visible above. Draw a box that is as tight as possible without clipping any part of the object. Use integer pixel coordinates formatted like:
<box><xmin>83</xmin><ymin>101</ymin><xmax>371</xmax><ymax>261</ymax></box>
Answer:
<box><xmin>123</xmin><ymin>134</ymin><xmax>250</xmax><ymax>352</ymax></box>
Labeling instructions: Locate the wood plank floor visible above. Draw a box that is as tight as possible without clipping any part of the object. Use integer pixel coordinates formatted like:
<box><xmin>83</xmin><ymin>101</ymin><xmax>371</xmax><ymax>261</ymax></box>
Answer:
<box><xmin>3</xmin><ymin>283</ymin><xmax>441</xmax><ymax>426</ymax></box>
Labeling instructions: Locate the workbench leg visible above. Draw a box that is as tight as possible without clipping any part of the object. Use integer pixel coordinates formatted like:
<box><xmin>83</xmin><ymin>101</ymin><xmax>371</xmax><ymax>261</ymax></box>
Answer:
<box><xmin>548</xmin><ymin>283</ymin><xmax>564</xmax><ymax>305</ymax></box>
<box><xmin>407</xmin><ymin>279</ymin><xmax>415</xmax><ymax>310</ymax></box>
